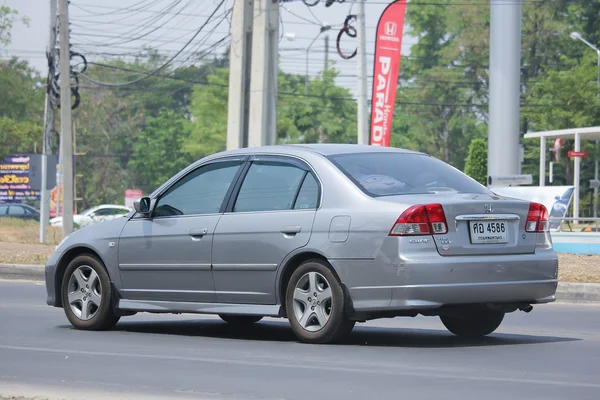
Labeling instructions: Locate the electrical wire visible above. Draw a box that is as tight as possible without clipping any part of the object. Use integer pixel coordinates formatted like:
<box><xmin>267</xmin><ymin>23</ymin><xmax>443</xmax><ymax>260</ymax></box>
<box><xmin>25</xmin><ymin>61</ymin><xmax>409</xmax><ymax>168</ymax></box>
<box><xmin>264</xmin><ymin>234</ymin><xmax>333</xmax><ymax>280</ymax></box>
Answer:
<box><xmin>77</xmin><ymin>0</ymin><xmax>227</xmax><ymax>87</ymax></box>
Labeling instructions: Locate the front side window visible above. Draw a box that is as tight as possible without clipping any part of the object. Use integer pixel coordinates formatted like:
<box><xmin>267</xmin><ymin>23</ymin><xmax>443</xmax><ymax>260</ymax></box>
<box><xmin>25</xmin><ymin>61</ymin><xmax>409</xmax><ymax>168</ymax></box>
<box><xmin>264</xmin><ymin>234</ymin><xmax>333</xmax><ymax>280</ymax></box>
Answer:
<box><xmin>8</xmin><ymin>206</ymin><xmax>24</xmax><ymax>215</ymax></box>
<box><xmin>329</xmin><ymin>152</ymin><xmax>489</xmax><ymax>197</ymax></box>
<box><xmin>234</xmin><ymin>161</ymin><xmax>311</xmax><ymax>212</ymax></box>
<box><xmin>154</xmin><ymin>160</ymin><xmax>243</xmax><ymax>217</ymax></box>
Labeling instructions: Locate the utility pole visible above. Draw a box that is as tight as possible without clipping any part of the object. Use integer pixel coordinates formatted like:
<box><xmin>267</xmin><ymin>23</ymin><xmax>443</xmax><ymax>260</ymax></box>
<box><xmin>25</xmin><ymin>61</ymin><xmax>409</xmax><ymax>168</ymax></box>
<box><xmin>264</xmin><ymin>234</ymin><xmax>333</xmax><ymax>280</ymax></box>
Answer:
<box><xmin>226</xmin><ymin>0</ymin><xmax>253</xmax><ymax>150</ymax></box>
<box><xmin>488</xmin><ymin>0</ymin><xmax>522</xmax><ymax>181</ymax></box>
<box><xmin>58</xmin><ymin>0</ymin><xmax>74</xmax><ymax>235</ymax></box>
<box><xmin>40</xmin><ymin>0</ymin><xmax>58</xmax><ymax>243</ymax></box>
<box><xmin>248</xmin><ymin>0</ymin><xmax>279</xmax><ymax>147</ymax></box>
<box><xmin>356</xmin><ymin>0</ymin><xmax>369</xmax><ymax>145</ymax></box>
<box><xmin>324</xmin><ymin>34</ymin><xmax>329</xmax><ymax>72</ymax></box>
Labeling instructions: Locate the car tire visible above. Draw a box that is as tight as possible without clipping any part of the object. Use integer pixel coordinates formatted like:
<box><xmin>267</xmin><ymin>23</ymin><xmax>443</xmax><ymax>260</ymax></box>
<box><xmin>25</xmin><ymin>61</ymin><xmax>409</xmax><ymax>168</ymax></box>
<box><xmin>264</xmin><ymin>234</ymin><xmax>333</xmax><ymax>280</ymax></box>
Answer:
<box><xmin>61</xmin><ymin>254</ymin><xmax>120</xmax><ymax>330</ymax></box>
<box><xmin>219</xmin><ymin>315</ymin><xmax>263</xmax><ymax>325</ymax></box>
<box><xmin>285</xmin><ymin>259</ymin><xmax>355</xmax><ymax>344</ymax></box>
<box><xmin>440</xmin><ymin>310</ymin><xmax>505</xmax><ymax>337</ymax></box>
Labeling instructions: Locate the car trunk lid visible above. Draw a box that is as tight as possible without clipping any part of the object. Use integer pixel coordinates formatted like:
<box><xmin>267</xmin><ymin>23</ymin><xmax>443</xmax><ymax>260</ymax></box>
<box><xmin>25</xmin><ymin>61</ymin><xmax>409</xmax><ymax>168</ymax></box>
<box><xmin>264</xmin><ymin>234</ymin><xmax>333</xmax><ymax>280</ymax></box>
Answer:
<box><xmin>378</xmin><ymin>192</ymin><xmax>537</xmax><ymax>256</ymax></box>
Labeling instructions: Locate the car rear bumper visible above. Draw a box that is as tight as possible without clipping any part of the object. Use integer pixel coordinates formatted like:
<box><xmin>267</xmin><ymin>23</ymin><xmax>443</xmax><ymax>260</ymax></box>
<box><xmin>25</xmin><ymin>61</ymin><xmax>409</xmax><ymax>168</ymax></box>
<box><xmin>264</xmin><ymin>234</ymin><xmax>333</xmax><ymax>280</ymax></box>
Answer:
<box><xmin>330</xmin><ymin>248</ymin><xmax>559</xmax><ymax>313</ymax></box>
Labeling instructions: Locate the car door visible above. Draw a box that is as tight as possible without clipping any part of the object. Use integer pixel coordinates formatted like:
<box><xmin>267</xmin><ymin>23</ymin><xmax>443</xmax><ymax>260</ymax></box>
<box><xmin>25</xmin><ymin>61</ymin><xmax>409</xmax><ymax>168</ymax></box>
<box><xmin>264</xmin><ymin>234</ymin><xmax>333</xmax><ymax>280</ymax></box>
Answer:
<box><xmin>212</xmin><ymin>156</ymin><xmax>320</xmax><ymax>304</ymax></box>
<box><xmin>118</xmin><ymin>157</ymin><xmax>246</xmax><ymax>303</ymax></box>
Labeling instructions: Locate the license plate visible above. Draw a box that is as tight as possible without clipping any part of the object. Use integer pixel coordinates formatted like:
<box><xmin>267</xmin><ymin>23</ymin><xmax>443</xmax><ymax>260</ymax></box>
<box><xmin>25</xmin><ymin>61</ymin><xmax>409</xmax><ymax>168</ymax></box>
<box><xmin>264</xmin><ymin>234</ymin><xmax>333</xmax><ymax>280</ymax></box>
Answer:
<box><xmin>469</xmin><ymin>220</ymin><xmax>508</xmax><ymax>244</ymax></box>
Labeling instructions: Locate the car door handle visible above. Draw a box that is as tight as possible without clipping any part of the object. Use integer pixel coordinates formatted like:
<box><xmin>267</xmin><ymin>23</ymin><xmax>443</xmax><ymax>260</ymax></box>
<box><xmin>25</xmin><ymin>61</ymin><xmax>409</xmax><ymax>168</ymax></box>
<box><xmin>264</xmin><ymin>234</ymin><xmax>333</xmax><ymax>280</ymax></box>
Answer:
<box><xmin>281</xmin><ymin>225</ymin><xmax>302</xmax><ymax>235</ymax></box>
<box><xmin>189</xmin><ymin>228</ymin><xmax>208</xmax><ymax>240</ymax></box>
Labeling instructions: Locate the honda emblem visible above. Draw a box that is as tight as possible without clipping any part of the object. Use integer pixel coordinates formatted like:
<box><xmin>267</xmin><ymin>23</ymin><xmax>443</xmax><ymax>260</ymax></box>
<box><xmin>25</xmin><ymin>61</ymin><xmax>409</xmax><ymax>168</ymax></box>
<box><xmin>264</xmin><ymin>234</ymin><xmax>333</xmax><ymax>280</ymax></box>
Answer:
<box><xmin>484</xmin><ymin>204</ymin><xmax>494</xmax><ymax>213</ymax></box>
<box><xmin>384</xmin><ymin>22</ymin><xmax>397</xmax><ymax>36</ymax></box>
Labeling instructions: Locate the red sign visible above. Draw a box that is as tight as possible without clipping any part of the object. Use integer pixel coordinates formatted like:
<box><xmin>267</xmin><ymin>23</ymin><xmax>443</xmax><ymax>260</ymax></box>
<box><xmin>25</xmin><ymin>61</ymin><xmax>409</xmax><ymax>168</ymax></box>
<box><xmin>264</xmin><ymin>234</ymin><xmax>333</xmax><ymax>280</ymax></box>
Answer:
<box><xmin>369</xmin><ymin>0</ymin><xmax>407</xmax><ymax>147</ymax></box>
<box><xmin>568</xmin><ymin>151</ymin><xmax>588</xmax><ymax>158</ymax></box>
<box><xmin>125</xmin><ymin>189</ymin><xmax>143</xmax><ymax>208</ymax></box>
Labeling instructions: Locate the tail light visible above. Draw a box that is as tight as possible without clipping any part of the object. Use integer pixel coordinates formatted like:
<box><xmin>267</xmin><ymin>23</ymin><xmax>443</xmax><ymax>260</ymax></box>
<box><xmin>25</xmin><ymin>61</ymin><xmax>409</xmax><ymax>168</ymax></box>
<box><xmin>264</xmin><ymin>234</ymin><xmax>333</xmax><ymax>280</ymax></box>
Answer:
<box><xmin>526</xmin><ymin>202</ymin><xmax>549</xmax><ymax>232</ymax></box>
<box><xmin>390</xmin><ymin>203</ymin><xmax>448</xmax><ymax>236</ymax></box>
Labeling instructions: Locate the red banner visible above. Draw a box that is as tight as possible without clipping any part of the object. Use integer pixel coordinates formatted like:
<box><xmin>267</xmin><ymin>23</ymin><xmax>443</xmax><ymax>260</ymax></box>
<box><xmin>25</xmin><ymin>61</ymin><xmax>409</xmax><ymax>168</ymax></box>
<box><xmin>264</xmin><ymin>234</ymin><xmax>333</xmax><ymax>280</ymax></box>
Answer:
<box><xmin>370</xmin><ymin>1</ymin><xmax>407</xmax><ymax>147</ymax></box>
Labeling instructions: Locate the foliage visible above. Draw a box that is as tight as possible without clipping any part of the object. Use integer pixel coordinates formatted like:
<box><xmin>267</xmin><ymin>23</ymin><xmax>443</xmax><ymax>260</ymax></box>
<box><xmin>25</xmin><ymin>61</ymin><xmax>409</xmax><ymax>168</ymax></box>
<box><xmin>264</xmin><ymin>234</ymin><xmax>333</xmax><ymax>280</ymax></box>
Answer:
<box><xmin>0</xmin><ymin>58</ymin><xmax>44</xmax><ymax>159</ymax></box>
<box><xmin>0</xmin><ymin>6</ymin><xmax>29</xmax><ymax>48</ymax></box>
<box><xmin>464</xmin><ymin>138</ymin><xmax>488</xmax><ymax>185</ymax></box>
<box><xmin>185</xmin><ymin>67</ymin><xmax>358</xmax><ymax>159</ymax></box>
<box><xmin>129</xmin><ymin>109</ymin><xmax>192</xmax><ymax>194</ymax></box>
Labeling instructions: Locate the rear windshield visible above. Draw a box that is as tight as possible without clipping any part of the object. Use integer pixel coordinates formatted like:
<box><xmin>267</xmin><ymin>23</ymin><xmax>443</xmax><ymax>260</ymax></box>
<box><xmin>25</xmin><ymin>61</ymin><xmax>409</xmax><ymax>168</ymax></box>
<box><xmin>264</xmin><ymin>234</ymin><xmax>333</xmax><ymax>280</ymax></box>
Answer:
<box><xmin>328</xmin><ymin>152</ymin><xmax>489</xmax><ymax>197</ymax></box>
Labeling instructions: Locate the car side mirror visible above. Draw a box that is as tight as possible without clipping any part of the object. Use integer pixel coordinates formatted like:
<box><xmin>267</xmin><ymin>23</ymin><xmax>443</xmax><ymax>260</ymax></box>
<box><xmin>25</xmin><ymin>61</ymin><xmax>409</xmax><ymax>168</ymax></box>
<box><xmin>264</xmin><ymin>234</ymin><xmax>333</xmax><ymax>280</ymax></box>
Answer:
<box><xmin>134</xmin><ymin>197</ymin><xmax>152</xmax><ymax>216</ymax></box>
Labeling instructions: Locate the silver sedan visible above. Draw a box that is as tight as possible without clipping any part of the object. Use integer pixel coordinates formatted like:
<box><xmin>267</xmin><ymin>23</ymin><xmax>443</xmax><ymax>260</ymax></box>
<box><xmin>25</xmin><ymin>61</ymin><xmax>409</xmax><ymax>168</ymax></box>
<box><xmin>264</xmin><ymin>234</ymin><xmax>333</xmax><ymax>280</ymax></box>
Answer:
<box><xmin>44</xmin><ymin>144</ymin><xmax>558</xmax><ymax>344</ymax></box>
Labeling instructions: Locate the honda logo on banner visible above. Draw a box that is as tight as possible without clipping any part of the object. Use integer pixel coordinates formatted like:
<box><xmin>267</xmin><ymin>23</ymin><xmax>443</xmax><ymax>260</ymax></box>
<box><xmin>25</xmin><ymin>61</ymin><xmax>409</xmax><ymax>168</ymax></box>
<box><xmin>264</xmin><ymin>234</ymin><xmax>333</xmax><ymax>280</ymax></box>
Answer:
<box><xmin>370</xmin><ymin>1</ymin><xmax>407</xmax><ymax>147</ymax></box>
<box><xmin>384</xmin><ymin>22</ymin><xmax>397</xmax><ymax>36</ymax></box>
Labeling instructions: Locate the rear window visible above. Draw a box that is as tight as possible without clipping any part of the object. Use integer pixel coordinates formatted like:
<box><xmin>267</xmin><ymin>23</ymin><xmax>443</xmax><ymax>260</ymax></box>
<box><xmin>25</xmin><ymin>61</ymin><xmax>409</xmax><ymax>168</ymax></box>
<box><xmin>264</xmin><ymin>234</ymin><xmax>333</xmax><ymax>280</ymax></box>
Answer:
<box><xmin>328</xmin><ymin>152</ymin><xmax>489</xmax><ymax>197</ymax></box>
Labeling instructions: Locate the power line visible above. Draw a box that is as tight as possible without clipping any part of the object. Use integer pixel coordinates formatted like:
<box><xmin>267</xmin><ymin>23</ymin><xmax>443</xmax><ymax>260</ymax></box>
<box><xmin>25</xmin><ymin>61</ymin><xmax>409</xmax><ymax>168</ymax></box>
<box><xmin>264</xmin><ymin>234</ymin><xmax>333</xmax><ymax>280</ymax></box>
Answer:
<box><xmin>77</xmin><ymin>0</ymin><xmax>227</xmax><ymax>87</ymax></box>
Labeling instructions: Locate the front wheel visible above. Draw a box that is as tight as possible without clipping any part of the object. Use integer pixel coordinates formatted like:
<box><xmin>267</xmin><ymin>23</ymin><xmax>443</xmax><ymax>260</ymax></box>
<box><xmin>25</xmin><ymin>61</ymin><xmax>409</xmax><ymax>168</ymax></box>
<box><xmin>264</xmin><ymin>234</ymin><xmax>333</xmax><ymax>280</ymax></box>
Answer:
<box><xmin>440</xmin><ymin>310</ymin><xmax>505</xmax><ymax>337</ymax></box>
<box><xmin>61</xmin><ymin>254</ymin><xmax>120</xmax><ymax>330</ymax></box>
<box><xmin>285</xmin><ymin>259</ymin><xmax>355</xmax><ymax>344</ymax></box>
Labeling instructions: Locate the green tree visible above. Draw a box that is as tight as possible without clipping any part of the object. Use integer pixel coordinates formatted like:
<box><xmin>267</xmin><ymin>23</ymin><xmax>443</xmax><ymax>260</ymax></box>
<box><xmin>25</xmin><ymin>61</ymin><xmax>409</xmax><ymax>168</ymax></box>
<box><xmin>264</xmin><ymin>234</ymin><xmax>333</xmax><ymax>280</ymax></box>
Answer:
<box><xmin>0</xmin><ymin>6</ymin><xmax>29</xmax><ymax>47</ymax></box>
<box><xmin>185</xmin><ymin>67</ymin><xmax>358</xmax><ymax>158</ymax></box>
<box><xmin>0</xmin><ymin>58</ymin><xmax>44</xmax><ymax>159</ymax></box>
<box><xmin>464</xmin><ymin>138</ymin><xmax>488</xmax><ymax>185</ymax></box>
<box><xmin>129</xmin><ymin>109</ymin><xmax>192</xmax><ymax>194</ymax></box>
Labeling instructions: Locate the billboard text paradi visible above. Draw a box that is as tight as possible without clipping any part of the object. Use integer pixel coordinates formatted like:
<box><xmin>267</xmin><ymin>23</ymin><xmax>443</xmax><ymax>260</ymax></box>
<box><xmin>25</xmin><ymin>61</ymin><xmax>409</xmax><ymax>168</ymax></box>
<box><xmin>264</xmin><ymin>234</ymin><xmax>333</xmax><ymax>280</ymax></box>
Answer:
<box><xmin>369</xmin><ymin>0</ymin><xmax>407</xmax><ymax>147</ymax></box>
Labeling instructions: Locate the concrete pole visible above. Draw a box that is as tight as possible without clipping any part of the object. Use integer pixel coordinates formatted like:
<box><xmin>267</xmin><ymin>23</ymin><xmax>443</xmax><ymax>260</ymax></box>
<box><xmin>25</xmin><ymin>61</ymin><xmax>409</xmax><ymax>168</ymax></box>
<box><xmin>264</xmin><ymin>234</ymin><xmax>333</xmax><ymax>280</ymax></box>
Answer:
<box><xmin>574</xmin><ymin>132</ymin><xmax>581</xmax><ymax>224</ymax></box>
<box><xmin>226</xmin><ymin>0</ymin><xmax>253</xmax><ymax>150</ymax></box>
<box><xmin>356</xmin><ymin>0</ymin><xmax>369</xmax><ymax>145</ymax></box>
<box><xmin>539</xmin><ymin>136</ymin><xmax>546</xmax><ymax>186</ymax></box>
<box><xmin>324</xmin><ymin>34</ymin><xmax>329</xmax><ymax>72</ymax></box>
<box><xmin>594</xmin><ymin>51</ymin><xmax>599</xmax><ymax>219</ymax></box>
<box><xmin>248</xmin><ymin>0</ymin><xmax>278</xmax><ymax>147</ymax></box>
<box><xmin>488</xmin><ymin>0</ymin><xmax>522</xmax><ymax>179</ymax></box>
<box><xmin>40</xmin><ymin>0</ymin><xmax>58</xmax><ymax>243</ymax></box>
<box><xmin>58</xmin><ymin>0</ymin><xmax>74</xmax><ymax>235</ymax></box>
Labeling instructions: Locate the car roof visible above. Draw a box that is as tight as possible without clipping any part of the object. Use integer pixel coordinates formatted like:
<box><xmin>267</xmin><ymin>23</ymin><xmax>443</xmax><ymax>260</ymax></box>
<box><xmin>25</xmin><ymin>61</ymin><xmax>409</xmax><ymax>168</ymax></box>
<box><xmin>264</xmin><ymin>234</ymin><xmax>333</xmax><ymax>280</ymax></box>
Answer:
<box><xmin>207</xmin><ymin>143</ymin><xmax>425</xmax><ymax>159</ymax></box>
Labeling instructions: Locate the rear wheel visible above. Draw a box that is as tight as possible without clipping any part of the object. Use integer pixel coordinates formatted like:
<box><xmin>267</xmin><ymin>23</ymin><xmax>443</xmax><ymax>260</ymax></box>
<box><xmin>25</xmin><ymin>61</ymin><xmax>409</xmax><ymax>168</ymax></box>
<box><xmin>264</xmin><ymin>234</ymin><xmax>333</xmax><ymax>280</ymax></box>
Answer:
<box><xmin>285</xmin><ymin>259</ymin><xmax>355</xmax><ymax>344</ymax></box>
<box><xmin>219</xmin><ymin>315</ymin><xmax>263</xmax><ymax>325</ymax></box>
<box><xmin>61</xmin><ymin>254</ymin><xmax>120</xmax><ymax>330</ymax></box>
<box><xmin>440</xmin><ymin>310</ymin><xmax>505</xmax><ymax>337</ymax></box>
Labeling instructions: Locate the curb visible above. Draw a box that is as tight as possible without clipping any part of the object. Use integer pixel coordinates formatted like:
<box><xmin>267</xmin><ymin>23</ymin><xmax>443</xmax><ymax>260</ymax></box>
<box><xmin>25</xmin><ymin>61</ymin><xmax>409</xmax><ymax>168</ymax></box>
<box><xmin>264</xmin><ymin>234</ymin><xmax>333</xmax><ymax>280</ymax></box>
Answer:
<box><xmin>0</xmin><ymin>263</ymin><xmax>45</xmax><ymax>281</ymax></box>
<box><xmin>555</xmin><ymin>282</ymin><xmax>600</xmax><ymax>304</ymax></box>
<box><xmin>1</xmin><ymin>263</ymin><xmax>600</xmax><ymax>304</ymax></box>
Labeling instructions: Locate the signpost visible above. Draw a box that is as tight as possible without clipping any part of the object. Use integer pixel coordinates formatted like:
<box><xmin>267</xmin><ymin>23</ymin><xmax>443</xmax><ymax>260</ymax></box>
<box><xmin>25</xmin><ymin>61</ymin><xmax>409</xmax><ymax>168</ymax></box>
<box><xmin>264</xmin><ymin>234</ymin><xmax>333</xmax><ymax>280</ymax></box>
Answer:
<box><xmin>28</xmin><ymin>154</ymin><xmax>58</xmax><ymax>191</ymax></box>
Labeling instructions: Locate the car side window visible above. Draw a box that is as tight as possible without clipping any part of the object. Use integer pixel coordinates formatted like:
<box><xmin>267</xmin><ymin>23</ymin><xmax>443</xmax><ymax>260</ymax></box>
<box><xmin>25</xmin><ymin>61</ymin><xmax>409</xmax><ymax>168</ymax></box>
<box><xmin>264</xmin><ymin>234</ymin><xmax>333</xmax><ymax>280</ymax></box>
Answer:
<box><xmin>94</xmin><ymin>209</ymin><xmax>112</xmax><ymax>216</ymax></box>
<box><xmin>294</xmin><ymin>173</ymin><xmax>319</xmax><ymax>210</ymax></box>
<box><xmin>8</xmin><ymin>206</ymin><xmax>24</xmax><ymax>215</ymax></box>
<box><xmin>154</xmin><ymin>160</ymin><xmax>243</xmax><ymax>217</ymax></box>
<box><xmin>234</xmin><ymin>161</ymin><xmax>308</xmax><ymax>213</ymax></box>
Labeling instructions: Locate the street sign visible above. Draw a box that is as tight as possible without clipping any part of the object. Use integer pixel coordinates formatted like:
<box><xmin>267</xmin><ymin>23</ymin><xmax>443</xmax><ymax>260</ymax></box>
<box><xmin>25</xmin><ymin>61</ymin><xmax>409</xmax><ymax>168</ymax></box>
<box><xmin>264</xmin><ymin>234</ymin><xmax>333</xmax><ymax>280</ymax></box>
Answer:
<box><xmin>488</xmin><ymin>174</ymin><xmax>533</xmax><ymax>187</ymax></box>
<box><xmin>568</xmin><ymin>151</ymin><xmax>588</xmax><ymax>158</ymax></box>
<box><xmin>590</xmin><ymin>180</ymin><xmax>600</xmax><ymax>189</ymax></box>
<box><xmin>28</xmin><ymin>154</ymin><xmax>58</xmax><ymax>191</ymax></box>
<box><xmin>125</xmin><ymin>189</ymin><xmax>143</xmax><ymax>208</ymax></box>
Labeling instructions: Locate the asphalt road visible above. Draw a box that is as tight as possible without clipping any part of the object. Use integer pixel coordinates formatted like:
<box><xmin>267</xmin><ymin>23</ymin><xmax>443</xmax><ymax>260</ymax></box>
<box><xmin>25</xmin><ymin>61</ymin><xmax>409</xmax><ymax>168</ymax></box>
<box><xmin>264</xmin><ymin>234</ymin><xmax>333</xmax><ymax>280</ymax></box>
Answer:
<box><xmin>1</xmin><ymin>281</ymin><xmax>599</xmax><ymax>400</ymax></box>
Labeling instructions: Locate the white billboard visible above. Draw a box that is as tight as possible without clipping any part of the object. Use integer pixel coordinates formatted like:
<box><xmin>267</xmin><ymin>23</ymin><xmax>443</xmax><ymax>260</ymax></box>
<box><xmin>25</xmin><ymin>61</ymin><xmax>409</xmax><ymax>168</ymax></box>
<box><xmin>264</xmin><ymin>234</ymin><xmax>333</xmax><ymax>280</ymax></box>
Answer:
<box><xmin>489</xmin><ymin>185</ymin><xmax>574</xmax><ymax>231</ymax></box>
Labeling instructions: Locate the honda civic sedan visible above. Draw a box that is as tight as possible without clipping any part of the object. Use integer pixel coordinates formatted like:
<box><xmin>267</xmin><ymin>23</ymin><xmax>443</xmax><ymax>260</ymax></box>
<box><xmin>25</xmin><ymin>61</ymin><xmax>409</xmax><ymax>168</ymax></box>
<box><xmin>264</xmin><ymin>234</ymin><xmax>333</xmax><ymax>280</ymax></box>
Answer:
<box><xmin>44</xmin><ymin>144</ymin><xmax>558</xmax><ymax>344</ymax></box>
